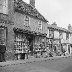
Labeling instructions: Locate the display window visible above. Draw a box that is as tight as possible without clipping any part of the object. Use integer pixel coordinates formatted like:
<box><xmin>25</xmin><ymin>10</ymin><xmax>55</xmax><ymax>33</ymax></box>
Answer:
<box><xmin>14</xmin><ymin>33</ymin><xmax>29</xmax><ymax>54</ymax></box>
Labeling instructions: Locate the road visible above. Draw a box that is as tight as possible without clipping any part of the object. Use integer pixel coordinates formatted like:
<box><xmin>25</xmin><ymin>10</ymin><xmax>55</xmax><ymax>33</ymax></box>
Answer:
<box><xmin>0</xmin><ymin>57</ymin><xmax>72</xmax><ymax>72</ymax></box>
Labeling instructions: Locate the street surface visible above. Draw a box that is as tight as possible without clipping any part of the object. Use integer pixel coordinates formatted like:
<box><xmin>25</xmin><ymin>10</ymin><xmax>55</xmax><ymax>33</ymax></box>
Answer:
<box><xmin>0</xmin><ymin>57</ymin><xmax>72</xmax><ymax>72</ymax></box>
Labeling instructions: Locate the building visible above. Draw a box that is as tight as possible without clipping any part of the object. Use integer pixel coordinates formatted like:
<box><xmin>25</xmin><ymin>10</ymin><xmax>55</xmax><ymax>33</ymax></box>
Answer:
<box><xmin>0</xmin><ymin>0</ymin><xmax>48</xmax><ymax>61</ymax></box>
<box><xmin>47</xmin><ymin>23</ymin><xmax>72</xmax><ymax>56</ymax></box>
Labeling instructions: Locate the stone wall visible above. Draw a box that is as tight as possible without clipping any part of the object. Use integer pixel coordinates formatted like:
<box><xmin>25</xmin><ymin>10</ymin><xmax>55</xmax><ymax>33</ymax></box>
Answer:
<box><xmin>5</xmin><ymin>23</ymin><xmax>16</xmax><ymax>60</ymax></box>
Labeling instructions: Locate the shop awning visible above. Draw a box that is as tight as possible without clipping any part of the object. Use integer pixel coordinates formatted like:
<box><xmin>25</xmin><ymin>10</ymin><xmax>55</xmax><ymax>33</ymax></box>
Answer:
<box><xmin>13</xmin><ymin>27</ymin><xmax>47</xmax><ymax>37</ymax></box>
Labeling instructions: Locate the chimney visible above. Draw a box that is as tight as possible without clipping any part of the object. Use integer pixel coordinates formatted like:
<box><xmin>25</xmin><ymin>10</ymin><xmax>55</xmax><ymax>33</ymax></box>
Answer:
<box><xmin>68</xmin><ymin>24</ymin><xmax>72</xmax><ymax>30</ymax></box>
<box><xmin>52</xmin><ymin>22</ymin><xmax>57</xmax><ymax>26</ymax></box>
<box><xmin>30</xmin><ymin>0</ymin><xmax>35</xmax><ymax>8</ymax></box>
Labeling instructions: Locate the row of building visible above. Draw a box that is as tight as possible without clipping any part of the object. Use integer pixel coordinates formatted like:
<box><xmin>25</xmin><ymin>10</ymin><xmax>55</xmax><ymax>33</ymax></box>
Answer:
<box><xmin>0</xmin><ymin>0</ymin><xmax>72</xmax><ymax>61</ymax></box>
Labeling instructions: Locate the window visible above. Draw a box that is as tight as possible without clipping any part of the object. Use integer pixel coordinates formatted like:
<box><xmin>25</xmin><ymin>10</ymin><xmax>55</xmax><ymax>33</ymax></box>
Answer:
<box><xmin>49</xmin><ymin>29</ymin><xmax>54</xmax><ymax>38</ymax></box>
<box><xmin>15</xmin><ymin>33</ymin><xmax>29</xmax><ymax>53</ymax></box>
<box><xmin>38</xmin><ymin>20</ymin><xmax>42</xmax><ymax>30</ymax></box>
<box><xmin>24</xmin><ymin>16</ymin><xmax>29</xmax><ymax>26</ymax></box>
<box><xmin>59</xmin><ymin>32</ymin><xmax>63</xmax><ymax>39</ymax></box>
<box><xmin>66</xmin><ymin>33</ymin><xmax>69</xmax><ymax>40</ymax></box>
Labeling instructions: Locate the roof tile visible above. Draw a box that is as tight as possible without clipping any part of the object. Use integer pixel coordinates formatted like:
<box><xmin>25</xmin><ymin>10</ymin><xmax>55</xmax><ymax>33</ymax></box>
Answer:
<box><xmin>14</xmin><ymin>0</ymin><xmax>48</xmax><ymax>22</ymax></box>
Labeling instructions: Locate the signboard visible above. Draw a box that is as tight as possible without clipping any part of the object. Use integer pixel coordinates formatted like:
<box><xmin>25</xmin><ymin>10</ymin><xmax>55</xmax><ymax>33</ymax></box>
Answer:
<box><xmin>0</xmin><ymin>0</ymin><xmax>8</xmax><ymax>14</ymax></box>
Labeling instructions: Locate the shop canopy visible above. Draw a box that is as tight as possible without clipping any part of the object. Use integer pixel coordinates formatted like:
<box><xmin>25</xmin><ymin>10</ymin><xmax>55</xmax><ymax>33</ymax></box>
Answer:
<box><xmin>13</xmin><ymin>27</ymin><xmax>47</xmax><ymax>37</ymax></box>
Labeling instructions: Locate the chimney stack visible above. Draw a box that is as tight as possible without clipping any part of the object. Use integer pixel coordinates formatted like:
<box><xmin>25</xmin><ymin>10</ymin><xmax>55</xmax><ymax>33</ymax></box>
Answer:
<box><xmin>68</xmin><ymin>24</ymin><xmax>72</xmax><ymax>30</ymax></box>
<box><xmin>52</xmin><ymin>22</ymin><xmax>57</xmax><ymax>26</ymax></box>
<box><xmin>30</xmin><ymin>0</ymin><xmax>35</xmax><ymax>8</ymax></box>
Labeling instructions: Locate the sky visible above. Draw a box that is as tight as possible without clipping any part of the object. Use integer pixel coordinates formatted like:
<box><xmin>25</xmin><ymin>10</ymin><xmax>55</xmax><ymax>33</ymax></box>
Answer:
<box><xmin>23</xmin><ymin>0</ymin><xmax>72</xmax><ymax>29</ymax></box>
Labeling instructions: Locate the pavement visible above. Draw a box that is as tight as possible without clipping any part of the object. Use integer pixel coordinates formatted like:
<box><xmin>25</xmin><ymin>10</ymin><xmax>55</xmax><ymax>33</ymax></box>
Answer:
<box><xmin>0</xmin><ymin>55</ymin><xmax>71</xmax><ymax>67</ymax></box>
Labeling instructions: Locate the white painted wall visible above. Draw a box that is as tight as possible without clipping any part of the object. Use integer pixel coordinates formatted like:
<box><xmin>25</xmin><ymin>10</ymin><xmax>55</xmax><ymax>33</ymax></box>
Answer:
<box><xmin>54</xmin><ymin>31</ymin><xmax>59</xmax><ymax>39</ymax></box>
<box><xmin>47</xmin><ymin>29</ymin><xmax>49</xmax><ymax>38</ymax></box>
<box><xmin>69</xmin><ymin>34</ymin><xmax>72</xmax><ymax>44</ymax></box>
<box><xmin>62</xmin><ymin>32</ymin><xmax>66</xmax><ymax>40</ymax></box>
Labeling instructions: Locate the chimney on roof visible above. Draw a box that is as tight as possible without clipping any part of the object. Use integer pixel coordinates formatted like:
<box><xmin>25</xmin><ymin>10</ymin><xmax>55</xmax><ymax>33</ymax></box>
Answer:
<box><xmin>68</xmin><ymin>24</ymin><xmax>72</xmax><ymax>30</ymax></box>
<box><xmin>30</xmin><ymin>0</ymin><xmax>35</xmax><ymax>8</ymax></box>
<box><xmin>52</xmin><ymin>22</ymin><xmax>57</xmax><ymax>26</ymax></box>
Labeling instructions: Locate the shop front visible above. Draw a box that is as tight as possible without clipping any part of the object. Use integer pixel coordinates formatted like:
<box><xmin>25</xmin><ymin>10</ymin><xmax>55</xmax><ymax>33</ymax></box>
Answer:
<box><xmin>61</xmin><ymin>39</ymin><xmax>71</xmax><ymax>56</ymax></box>
<box><xmin>53</xmin><ymin>39</ymin><xmax>61</xmax><ymax>56</ymax></box>
<box><xmin>33</xmin><ymin>35</ymin><xmax>47</xmax><ymax>58</ymax></box>
<box><xmin>0</xmin><ymin>26</ymin><xmax>6</xmax><ymax>62</ymax></box>
<box><xmin>46</xmin><ymin>38</ymin><xmax>53</xmax><ymax>57</ymax></box>
<box><xmin>13</xmin><ymin>28</ymin><xmax>47</xmax><ymax>59</ymax></box>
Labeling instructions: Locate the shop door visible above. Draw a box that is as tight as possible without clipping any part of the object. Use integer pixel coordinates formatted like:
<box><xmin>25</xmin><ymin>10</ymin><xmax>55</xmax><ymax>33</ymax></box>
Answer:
<box><xmin>0</xmin><ymin>28</ymin><xmax>6</xmax><ymax>62</ymax></box>
<box><xmin>68</xmin><ymin>45</ymin><xmax>70</xmax><ymax>54</ymax></box>
<box><xmin>27</xmin><ymin>35</ymin><xmax>34</xmax><ymax>56</ymax></box>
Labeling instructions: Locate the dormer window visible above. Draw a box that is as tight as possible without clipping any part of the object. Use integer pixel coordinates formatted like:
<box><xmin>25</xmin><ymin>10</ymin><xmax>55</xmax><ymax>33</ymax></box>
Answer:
<box><xmin>24</xmin><ymin>16</ymin><xmax>29</xmax><ymax>26</ymax></box>
<box><xmin>38</xmin><ymin>20</ymin><xmax>42</xmax><ymax>30</ymax></box>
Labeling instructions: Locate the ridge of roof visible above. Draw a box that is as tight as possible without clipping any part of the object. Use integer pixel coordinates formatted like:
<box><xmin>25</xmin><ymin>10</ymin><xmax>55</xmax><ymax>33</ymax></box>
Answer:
<box><xmin>47</xmin><ymin>24</ymin><xmax>72</xmax><ymax>33</ymax></box>
<box><xmin>14</xmin><ymin>0</ymin><xmax>48</xmax><ymax>22</ymax></box>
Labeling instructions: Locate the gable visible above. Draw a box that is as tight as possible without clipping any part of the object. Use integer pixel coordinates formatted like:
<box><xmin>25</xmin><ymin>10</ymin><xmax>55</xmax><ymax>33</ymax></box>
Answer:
<box><xmin>14</xmin><ymin>0</ymin><xmax>48</xmax><ymax>22</ymax></box>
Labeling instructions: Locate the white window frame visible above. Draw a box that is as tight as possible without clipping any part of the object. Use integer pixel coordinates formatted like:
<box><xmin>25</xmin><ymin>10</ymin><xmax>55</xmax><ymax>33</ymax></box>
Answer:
<box><xmin>24</xmin><ymin>15</ymin><xmax>30</xmax><ymax>26</ymax></box>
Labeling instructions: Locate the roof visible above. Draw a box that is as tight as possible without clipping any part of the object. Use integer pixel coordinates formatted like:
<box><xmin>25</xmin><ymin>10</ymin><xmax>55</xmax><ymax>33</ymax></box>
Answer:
<box><xmin>14</xmin><ymin>0</ymin><xmax>48</xmax><ymax>22</ymax></box>
<box><xmin>47</xmin><ymin>24</ymin><xmax>72</xmax><ymax>33</ymax></box>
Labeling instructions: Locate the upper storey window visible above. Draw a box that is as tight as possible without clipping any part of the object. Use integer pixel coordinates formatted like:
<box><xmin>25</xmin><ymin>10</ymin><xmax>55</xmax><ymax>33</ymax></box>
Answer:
<box><xmin>38</xmin><ymin>20</ymin><xmax>42</xmax><ymax>30</ymax></box>
<box><xmin>49</xmin><ymin>29</ymin><xmax>54</xmax><ymax>38</ymax></box>
<box><xmin>66</xmin><ymin>33</ymin><xmax>69</xmax><ymax>40</ymax></box>
<box><xmin>24</xmin><ymin>16</ymin><xmax>29</xmax><ymax>26</ymax></box>
<box><xmin>0</xmin><ymin>0</ymin><xmax>8</xmax><ymax>14</ymax></box>
<box><xmin>59</xmin><ymin>32</ymin><xmax>63</xmax><ymax>39</ymax></box>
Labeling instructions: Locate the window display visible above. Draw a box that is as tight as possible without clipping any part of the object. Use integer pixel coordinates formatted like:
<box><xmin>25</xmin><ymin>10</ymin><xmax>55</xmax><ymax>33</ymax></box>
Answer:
<box><xmin>14</xmin><ymin>33</ymin><xmax>29</xmax><ymax>54</ymax></box>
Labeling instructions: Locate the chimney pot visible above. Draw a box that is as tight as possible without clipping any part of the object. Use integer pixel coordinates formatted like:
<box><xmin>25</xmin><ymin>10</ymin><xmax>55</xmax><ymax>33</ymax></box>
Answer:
<box><xmin>52</xmin><ymin>22</ymin><xmax>57</xmax><ymax>26</ymax></box>
<box><xmin>30</xmin><ymin>0</ymin><xmax>35</xmax><ymax>8</ymax></box>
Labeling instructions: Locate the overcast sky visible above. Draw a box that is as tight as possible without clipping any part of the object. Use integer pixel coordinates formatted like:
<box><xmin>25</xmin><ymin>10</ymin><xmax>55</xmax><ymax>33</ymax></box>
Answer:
<box><xmin>23</xmin><ymin>0</ymin><xmax>72</xmax><ymax>29</ymax></box>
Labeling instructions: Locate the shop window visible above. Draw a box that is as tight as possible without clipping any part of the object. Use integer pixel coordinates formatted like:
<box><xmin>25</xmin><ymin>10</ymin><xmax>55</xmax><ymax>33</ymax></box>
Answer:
<box><xmin>0</xmin><ymin>28</ymin><xmax>6</xmax><ymax>45</ymax></box>
<box><xmin>59</xmin><ymin>32</ymin><xmax>63</xmax><ymax>39</ymax></box>
<box><xmin>24</xmin><ymin>16</ymin><xmax>29</xmax><ymax>26</ymax></box>
<box><xmin>38</xmin><ymin>20</ymin><xmax>42</xmax><ymax>30</ymax></box>
<box><xmin>49</xmin><ymin>29</ymin><xmax>54</xmax><ymax>38</ymax></box>
<box><xmin>14</xmin><ymin>34</ymin><xmax>29</xmax><ymax>54</ymax></box>
<box><xmin>66</xmin><ymin>33</ymin><xmax>69</xmax><ymax>40</ymax></box>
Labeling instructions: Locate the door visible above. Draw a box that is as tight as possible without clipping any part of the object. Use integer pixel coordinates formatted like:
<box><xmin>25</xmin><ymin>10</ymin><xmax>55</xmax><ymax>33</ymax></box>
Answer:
<box><xmin>0</xmin><ymin>27</ymin><xmax>6</xmax><ymax>62</ymax></box>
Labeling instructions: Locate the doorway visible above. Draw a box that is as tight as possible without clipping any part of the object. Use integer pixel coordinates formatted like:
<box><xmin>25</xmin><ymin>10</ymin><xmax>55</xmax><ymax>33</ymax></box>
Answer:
<box><xmin>27</xmin><ymin>34</ymin><xmax>34</xmax><ymax>56</ymax></box>
<box><xmin>0</xmin><ymin>28</ymin><xmax>6</xmax><ymax>62</ymax></box>
<box><xmin>68</xmin><ymin>45</ymin><xmax>70</xmax><ymax>54</ymax></box>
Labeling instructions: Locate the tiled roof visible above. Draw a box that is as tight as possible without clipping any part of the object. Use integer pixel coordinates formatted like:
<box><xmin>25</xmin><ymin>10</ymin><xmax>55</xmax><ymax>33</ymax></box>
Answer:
<box><xmin>14</xmin><ymin>0</ymin><xmax>48</xmax><ymax>22</ymax></box>
<box><xmin>47</xmin><ymin>24</ymin><xmax>72</xmax><ymax>33</ymax></box>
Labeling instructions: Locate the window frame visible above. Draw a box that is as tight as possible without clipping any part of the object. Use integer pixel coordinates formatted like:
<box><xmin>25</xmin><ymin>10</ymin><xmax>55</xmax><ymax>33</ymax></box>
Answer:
<box><xmin>24</xmin><ymin>15</ymin><xmax>30</xmax><ymax>26</ymax></box>
<box><xmin>38</xmin><ymin>20</ymin><xmax>42</xmax><ymax>30</ymax></box>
